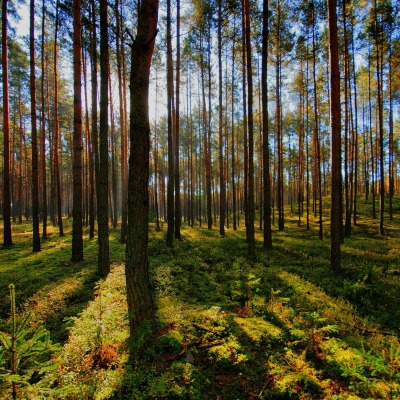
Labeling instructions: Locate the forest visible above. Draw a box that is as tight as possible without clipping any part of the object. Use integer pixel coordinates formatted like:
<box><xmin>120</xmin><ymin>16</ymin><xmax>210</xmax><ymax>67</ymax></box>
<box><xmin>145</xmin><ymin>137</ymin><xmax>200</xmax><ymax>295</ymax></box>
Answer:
<box><xmin>0</xmin><ymin>0</ymin><xmax>400</xmax><ymax>398</ymax></box>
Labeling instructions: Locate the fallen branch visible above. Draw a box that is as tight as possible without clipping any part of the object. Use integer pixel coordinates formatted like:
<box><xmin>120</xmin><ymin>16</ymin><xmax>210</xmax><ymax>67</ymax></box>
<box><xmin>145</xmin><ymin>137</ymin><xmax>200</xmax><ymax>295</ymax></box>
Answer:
<box><xmin>193</xmin><ymin>323</ymin><xmax>224</xmax><ymax>337</ymax></box>
<box><xmin>197</xmin><ymin>340</ymin><xmax>224</xmax><ymax>348</ymax></box>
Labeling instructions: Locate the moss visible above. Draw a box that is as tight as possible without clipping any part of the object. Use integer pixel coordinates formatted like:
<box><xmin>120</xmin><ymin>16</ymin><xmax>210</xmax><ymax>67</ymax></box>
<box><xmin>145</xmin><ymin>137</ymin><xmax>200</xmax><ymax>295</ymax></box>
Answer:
<box><xmin>234</xmin><ymin>316</ymin><xmax>283</xmax><ymax>343</ymax></box>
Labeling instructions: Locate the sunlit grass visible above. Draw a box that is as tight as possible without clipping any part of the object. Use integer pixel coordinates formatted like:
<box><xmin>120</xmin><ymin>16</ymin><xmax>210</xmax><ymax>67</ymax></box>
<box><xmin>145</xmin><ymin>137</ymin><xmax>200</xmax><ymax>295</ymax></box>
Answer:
<box><xmin>1</xmin><ymin>197</ymin><xmax>400</xmax><ymax>398</ymax></box>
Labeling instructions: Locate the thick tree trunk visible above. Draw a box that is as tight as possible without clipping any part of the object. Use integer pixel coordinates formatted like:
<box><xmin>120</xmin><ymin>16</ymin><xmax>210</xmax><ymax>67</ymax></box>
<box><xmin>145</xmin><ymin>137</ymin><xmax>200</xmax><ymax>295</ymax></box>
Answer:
<box><xmin>244</xmin><ymin>0</ymin><xmax>255</xmax><ymax>256</ymax></box>
<box><xmin>97</xmin><ymin>0</ymin><xmax>110</xmax><ymax>274</ymax></box>
<box><xmin>125</xmin><ymin>0</ymin><xmax>159</xmax><ymax>335</ymax></box>
<box><xmin>71</xmin><ymin>0</ymin><xmax>83</xmax><ymax>262</ymax></box>
<box><xmin>328</xmin><ymin>0</ymin><xmax>341</xmax><ymax>273</ymax></box>
<box><xmin>262</xmin><ymin>0</ymin><xmax>272</xmax><ymax>248</ymax></box>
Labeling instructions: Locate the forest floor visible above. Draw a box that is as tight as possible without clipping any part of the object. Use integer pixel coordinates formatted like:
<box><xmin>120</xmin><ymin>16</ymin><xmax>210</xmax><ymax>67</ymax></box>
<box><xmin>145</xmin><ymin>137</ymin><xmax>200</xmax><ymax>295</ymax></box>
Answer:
<box><xmin>0</xmin><ymin>197</ymin><xmax>400</xmax><ymax>399</ymax></box>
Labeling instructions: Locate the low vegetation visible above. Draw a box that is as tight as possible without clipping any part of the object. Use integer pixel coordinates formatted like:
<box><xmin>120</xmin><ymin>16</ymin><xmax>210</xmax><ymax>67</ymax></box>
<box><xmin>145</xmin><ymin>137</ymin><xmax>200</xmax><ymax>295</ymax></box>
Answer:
<box><xmin>1</xmin><ymin>199</ymin><xmax>400</xmax><ymax>399</ymax></box>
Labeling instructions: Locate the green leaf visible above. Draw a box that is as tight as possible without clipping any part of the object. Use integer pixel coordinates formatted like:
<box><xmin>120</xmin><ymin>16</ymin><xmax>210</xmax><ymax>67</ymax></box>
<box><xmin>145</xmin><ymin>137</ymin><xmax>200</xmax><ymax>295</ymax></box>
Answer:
<box><xmin>0</xmin><ymin>332</ymin><xmax>12</xmax><ymax>349</ymax></box>
<box><xmin>15</xmin><ymin>311</ymin><xmax>32</xmax><ymax>337</ymax></box>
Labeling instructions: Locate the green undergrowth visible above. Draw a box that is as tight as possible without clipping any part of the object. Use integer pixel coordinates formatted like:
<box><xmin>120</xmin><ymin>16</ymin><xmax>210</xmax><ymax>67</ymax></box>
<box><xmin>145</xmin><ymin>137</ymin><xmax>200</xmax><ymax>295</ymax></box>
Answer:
<box><xmin>1</xmin><ymin>197</ymin><xmax>400</xmax><ymax>398</ymax></box>
<box><xmin>0</xmin><ymin>222</ymin><xmax>124</xmax><ymax>343</ymax></box>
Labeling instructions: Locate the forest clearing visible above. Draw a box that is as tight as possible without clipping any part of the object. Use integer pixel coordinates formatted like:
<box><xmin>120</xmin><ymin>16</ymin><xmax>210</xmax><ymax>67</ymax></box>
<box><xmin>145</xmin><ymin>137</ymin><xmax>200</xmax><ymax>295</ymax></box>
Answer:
<box><xmin>1</xmin><ymin>199</ymin><xmax>400</xmax><ymax>399</ymax></box>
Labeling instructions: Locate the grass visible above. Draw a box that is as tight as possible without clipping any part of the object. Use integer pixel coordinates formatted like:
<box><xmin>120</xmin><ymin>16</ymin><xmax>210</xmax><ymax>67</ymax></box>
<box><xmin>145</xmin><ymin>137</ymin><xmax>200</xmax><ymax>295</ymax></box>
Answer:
<box><xmin>1</xmin><ymin>197</ymin><xmax>400</xmax><ymax>399</ymax></box>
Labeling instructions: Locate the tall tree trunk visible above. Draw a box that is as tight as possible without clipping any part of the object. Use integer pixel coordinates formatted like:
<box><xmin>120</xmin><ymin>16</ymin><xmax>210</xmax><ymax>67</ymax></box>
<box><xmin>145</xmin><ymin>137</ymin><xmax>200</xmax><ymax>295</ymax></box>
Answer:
<box><xmin>374</xmin><ymin>0</ymin><xmax>384</xmax><ymax>236</ymax></box>
<box><xmin>71</xmin><ymin>0</ymin><xmax>83</xmax><ymax>262</ymax></box>
<box><xmin>231</xmin><ymin>31</ymin><xmax>237</xmax><ymax>231</ymax></box>
<box><xmin>275</xmin><ymin>0</ymin><xmax>284</xmax><ymax>232</ymax></box>
<box><xmin>109</xmin><ymin>72</ymin><xmax>118</xmax><ymax>229</ymax></box>
<box><xmin>388</xmin><ymin>37</ymin><xmax>394</xmax><ymax>222</ymax></box>
<box><xmin>244</xmin><ymin>0</ymin><xmax>255</xmax><ymax>255</ymax></box>
<box><xmin>83</xmin><ymin>36</ymin><xmax>95</xmax><ymax>239</ymax></box>
<box><xmin>89</xmin><ymin>0</ymin><xmax>99</xmax><ymax>238</ymax></box>
<box><xmin>311</xmin><ymin>0</ymin><xmax>322</xmax><ymax>239</ymax></box>
<box><xmin>41</xmin><ymin>0</ymin><xmax>47</xmax><ymax>240</ymax></box>
<box><xmin>218</xmin><ymin>0</ymin><xmax>226</xmax><ymax>237</ymax></box>
<box><xmin>241</xmin><ymin>1</ymin><xmax>248</xmax><ymax>237</ymax></box>
<box><xmin>305</xmin><ymin>54</ymin><xmax>310</xmax><ymax>231</ymax></box>
<box><xmin>2</xmin><ymin>0</ymin><xmax>13</xmax><ymax>247</ymax></box>
<box><xmin>82</xmin><ymin>47</ymin><xmax>92</xmax><ymax>230</ymax></box>
<box><xmin>328</xmin><ymin>0</ymin><xmax>341</xmax><ymax>273</ymax></box>
<box><xmin>166</xmin><ymin>0</ymin><xmax>175</xmax><ymax>246</ymax></box>
<box><xmin>207</xmin><ymin>32</ymin><xmax>213</xmax><ymax>230</ymax></box>
<box><xmin>116</xmin><ymin>0</ymin><xmax>128</xmax><ymax>242</ymax></box>
<box><xmin>351</xmin><ymin>20</ymin><xmax>359</xmax><ymax>226</ymax></box>
<box><xmin>174</xmin><ymin>0</ymin><xmax>182</xmax><ymax>240</ymax></box>
<box><xmin>368</xmin><ymin>47</ymin><xmax>376</xmax><ymax>219</ymax></box>
<box><xmin>125</xmin><ymin>0</ymin><xmax>159</xmax><ymax>335</ymax></box>
<box><xmin>53</xmin><ymin>1</ymin><xmax>64</xmax><ymax>236</ymax></box>
<box><xmin>262</xmin><ymin>0</ymin><xmax>272</xmax><ymax>248</ymax></box>
<box><xmin>30</xmin><ymin>0</ymin><xmax>41</xmax><ymax>252</ymax></box>
<box><xmin>298</xmin><ymin>58</ymin><xmax>305</xmax><ymax>227</ymax></box>
<box><xmin>188</xmin><ymin>69</ymin><xmax>194</xmax><ymax>228</ymax></box>
<box><xmin>98</xmin><ymin>0</ymin><xmax>110</xmax><ymax>274</ymax></box>
<box><xmin>18</xmin><ymin>91</ymin><xmax>23</xmax><ymax>225</ymax></box>
<box><xmin>343</xmin><ymin>0</ymin><xmax>352</xmax><ymax>237</ymax></box>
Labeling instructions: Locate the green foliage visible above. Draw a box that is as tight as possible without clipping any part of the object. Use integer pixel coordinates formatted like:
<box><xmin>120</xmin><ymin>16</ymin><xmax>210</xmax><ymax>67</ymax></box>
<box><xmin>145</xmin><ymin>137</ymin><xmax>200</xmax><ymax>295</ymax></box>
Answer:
<box><xmin>58</xmin><ymin>265</ymin><xmax>129</xmax><ymax>400</ymax></box>
<box><xmin>0</xmin><ymin>285</ymin><xmax>62</xmax><ymax>399</ymax></box>
<box><xmin>1</xmin><ymin>200</ymin><xmax>400</xmax><ymax>399</ymax></box>
<box><xmin>146</xmin><ymin>361</ymin><xmax>198</xmax><ymax>398</ymax></box>
<box><xmin>362</xmin><ymin>342</ymin><xmax>400</xmax><ymax>399</ymax></box>
<box><xmin>229</xmin><ymin>257</ymin><xmax>261</xmax><ymax>307</ymax></box>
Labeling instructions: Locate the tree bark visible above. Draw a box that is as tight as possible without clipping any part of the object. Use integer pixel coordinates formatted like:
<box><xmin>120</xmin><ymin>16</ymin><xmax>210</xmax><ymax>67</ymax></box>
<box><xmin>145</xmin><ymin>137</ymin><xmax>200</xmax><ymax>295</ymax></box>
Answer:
<box><xmin>231</xmin><ymin>32</ymin><xmax>237</xmax><ymax>231</ymax></box>
<box><xmin>89</xmin><ymin>0</ymin><xmax>99</xmax><ymax>239</ymax></box>
<box><xmin>116</xmin><ymin>0</ymin><xmax>128</xmax><ymax>243</ymax></box>
<box><xmin>98</xmin><ymin>0</ymin><xmax>110</xmax><ymax>274</ymax></box>
<box><xmin>311</xmin><ymin>0</ymin><xmax>322</xmax><ymax>239</ymax></box>
<box><xmin>71</xmin><ymin>0</ymin><xmax>83</xmax><ymax>262</ymax></box>
<box><xmin>244</xmin><ymin>0</ymin><xmax>255</xmax><ymax>256</ymax></box>
<box><xmin>262</xmin><ymin>0</ymin><xmax>272</xmax><ymax>248</ymax></box>
<box><xmin>174</xmin><ymin>0</ymin><xmax>182</xmax><ymax>240</ymax></box>
<box><xmin>40</xmin><ymin>0</ymin><xmax>47</xmax><ymax>240</ymax></box>
<box><xmin>328</xmin><ymin>0</ymin><xmax>341</xmax><ymax>273</ymax></box>
<box><xmin>2</xmin><ymin>0</ymin><xmax>13</xmax><ymax>247</ymax></box>
<box><xmin>53</xmin><ymin>0</ymin><xmax>64</xmax><ymax>236</ymax></box>
<box><xmin>218</xmin><ymin>0</ymin><xmax>226</xmax><ymax>237</ymax></box>
<box><xmin>166</xmin><ymin>0</ymin><xmax>175</xmax><ymax>246</ymax></box>
<box><xmin>374</xmin><ymin>0</ymin><xmax>384</xmax><ymax>236</ymax></box>
<box><xmin>30</xmin><ymin>0</ymin><xmax>41</xmax><ymax>252</ymax></box>
<box><xmin>125</xmin><ymin>0</ymin><xmax>159</xmax><ymax>335</ymax></box>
